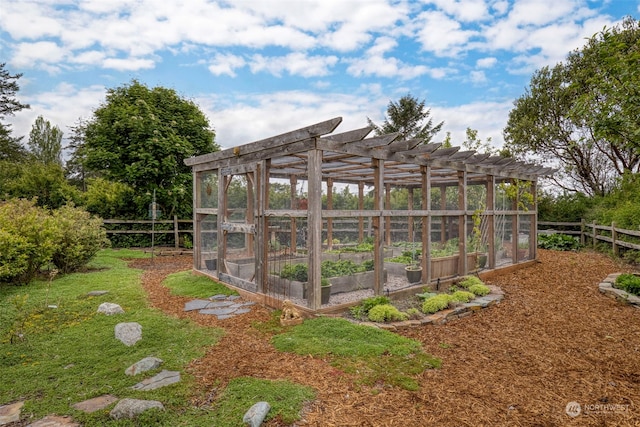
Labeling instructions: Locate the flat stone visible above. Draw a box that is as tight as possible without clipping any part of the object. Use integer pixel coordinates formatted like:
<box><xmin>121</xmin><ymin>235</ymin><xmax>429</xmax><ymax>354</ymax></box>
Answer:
<box><xmin>131</xmin><ymin>370</ymin><xmax>180</xmax><ymax>391</ymax></box>
<box><xmin>233</xmin><ymin>308</ymin><xmax>252</xmax><ymax>315</ymax></box>
<box><xmin>184</xmin><ymin>300</ymin><xmax>212</xmax><ymax>311</ymax></box>
<box><xmin>97</xmin><ymin>302</ymin><xmax>124</xmax><ymax>315</ymax></box>
<box><xmin>72</xmin><ymin>394</ymin><xmax>118</xmax><ymax>413</ymax></box>
<box><xmin>109</xmin><ymin>398</ymin><xmax>164</xmax><ymax>419</ymax></box>
<box><xmin>87</xmin><ymin>290</ymin><xmax>109</xmax><ymax>296</ymax></box>
<box><xmin>199</xmin><ymin>307</ymin><xmax>236</xmax><ymax>316</ymax></box>
<box><xmin>227</xmin><ymin>295</ymin><xmax>241</xmax><ymax>300</ymax></box>
<box><xmin>125</xmin><ymin>357</ymin><xmax>163</xmax><ymax>376</ymax></box>
<box><xmin>210</xmin><ymin>294</ymin><xmax>228</xmax><ymax>300</ymax></box>
<box><xmin>207</xmin><ymin>301</ymin><xmax>234</xmax><ymax>307</ymax></box>
<box><xmin>27</xmin><ymin>415</ymin><xmax>79</xmax><ymax>426</ymax></box>
<box><xmin>0</xmin><ymin>401</ymin><xmax>23</xmax><ymax>425</ymax></box>
<box><xmin>243</xmin><ymin>401</ymin><xmax>271</xmax><ymax>427</ymax></box>
<box><xmin>115</xmin><ymin>322</ymin><xmax>142</xmax><ymax>346</ymax></box>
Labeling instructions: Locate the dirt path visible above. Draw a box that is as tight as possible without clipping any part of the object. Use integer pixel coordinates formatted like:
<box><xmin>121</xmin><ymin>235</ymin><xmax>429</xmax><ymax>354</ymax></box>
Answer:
<box><xmin>133</xmin><ymin>250</ymin><xmax>640</xmax><ymax>426</ymax></box>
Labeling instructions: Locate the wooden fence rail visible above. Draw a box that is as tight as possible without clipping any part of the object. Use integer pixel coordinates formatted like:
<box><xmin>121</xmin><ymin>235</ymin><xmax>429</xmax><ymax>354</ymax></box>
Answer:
<box><xmin>103</xmin><ymin>217</ymin><xmax>640</xmax><ymax>256</ymax></box>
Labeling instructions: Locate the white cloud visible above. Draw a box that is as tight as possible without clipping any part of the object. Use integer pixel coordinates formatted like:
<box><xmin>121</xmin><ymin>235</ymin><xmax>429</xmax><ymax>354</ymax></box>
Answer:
<box><xmin>476</xmin><ymin>57</ymin><xmax>497</xmax><ymax>68</ymax></box>
<box><xmin>469</xmin><ymin>70</ymin><xmax>487</xmax><ymax>84</ymax></box>
<box><xmin>102</xmin><ymin>58</ymin><xmax>156</xmax><ymax>71</ymax></box>
<box><xmin>11</xmin><ymin>41</ymin><xmax>67</xmax><ymax>69</ymax></box>
<box><xmin>427</xmin><ymin>0</ymin><xmax>490</xmax><ymax>21</ymax></box>
<box><xmin>415</xmin><ymin>10</ymin><xmax>479</xmax><ymax>56</ymax></box>
<box><xmin>248</xmin><ymin>53</ymin><xmax>338</xmax><ymax>78</ymax></box>
<box><xmin>208</xmin><ymin>54</ymin><xmax>246</xmax><ymax>77</ymax></box>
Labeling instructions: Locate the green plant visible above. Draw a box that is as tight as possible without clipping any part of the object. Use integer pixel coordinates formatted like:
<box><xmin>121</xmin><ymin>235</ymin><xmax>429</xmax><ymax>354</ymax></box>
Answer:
<box><xmin>468</xmin><ymin>283</ymin><xmax>491</xmax><ymax>296</ymax></box>
<box><xmin>51</xmin><ymin>204</ymin><xmax>110</xmax><ymax>274</ymax></box>
<box><xmin>349</xmin><ymin>295</ymin><xmax>391</xmax><ymax>319</ymax></box>
<box><xmin>451</xmin><ymin>290</ymin><xmax>475</xmax><ymax>303</ymax></box>
<box><xmin>421</xmin><ymin>294</ymin><xmax>453</xmax><ymax>314</ymax></box>
<box><xmin>458</xmin><ymin>275</ymin><xmax>484</xmax><ymax>289</ymax></box>
<box><xmin>416</xmin><ymin>291</ymin><xmax>436</xmax><ymax>300</ymax></box>
<box><xmin>406</xmin><ymin>308</ymin><xmax>421</xmax><ymax>319</ymax></box>
<box><xmin>538</xmin><ymin>233</ymin><xmax>581</xmax><ymax>251</ymax></box>
<box><xmin>280</xmin><ymin>263</ymin><xmax>309</xmax><ymax>282</ymax></box>
<box><xmin>615</xmin><ymin>273</ymin><xmax>640</xmax><ymax>296</ymax></box>
<box><xmin>367</xmin><ymin>304</ymin><xmax>408</xmax><ymax>322</ymax></box>
<box><xmin>321</xmin><ymin>278</ymin><xmax>330</xmax><ymax>287</ymax></box>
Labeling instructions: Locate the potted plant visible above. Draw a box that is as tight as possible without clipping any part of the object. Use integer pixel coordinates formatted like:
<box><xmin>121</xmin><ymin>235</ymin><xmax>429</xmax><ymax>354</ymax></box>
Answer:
<box><xmin>405</xmin><ymin>263</ymin><xmax>422</xmax><ymax>283</ymax></box>
<box><xmin>321</xmin><ymin>278</ymin><xmax>331</xmax><ymax>305</ymax></box>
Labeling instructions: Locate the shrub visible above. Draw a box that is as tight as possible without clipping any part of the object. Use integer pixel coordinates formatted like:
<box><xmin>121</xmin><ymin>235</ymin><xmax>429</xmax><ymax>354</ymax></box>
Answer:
<box><xmin>538</xmin><ymin>233</ymin><xmax>581</xmax><ymax>251</ymax></box>
<box><xmin>451</xmin><ymin>290</ymin><xmax>475</xmax><ymax>303</ymax></box>
<box><xmin>367</xmin><ymin>304</ymin><xmax>408</xmax><ymax>322</ymax></box>
<box><xmin>405</xmin><ymin>308</ymin><xmax>421</xmax><ymax>319</ymax></box>
<box><xmin>51</xmin><ymin>205</ymin><xmax>110</xmax><ymax>274</ymax></box>
<box><xmin>615</xmin><ymin>273</ymin><xmax>640</xmax><ymax>296</ymax></box>
<box><xmin>421</xmin><ymin>294</ymin><xmax>453</xmax><ymax>314</ymax></box>
<box><xmin>349</xmin><ymin>295</ymin><xmax>390</xmax><ymax>319</ymax></box>
<box><xmin>0</xmin><ymin>199</ymin><xmax>60</xmax><ymax>284</ymax></box>
<box><xmin>458</xmin><ymin>275</ymin><xmax>484</xmax><ymax>289</ymax></box>
<box><xmin>468</xmin><ymin>283</ymin><xmax>491</xmax><ymax>296</ymax></box>
<box><xmin>280</xmin><ymin>264</ymin><xmax>308</xmax><ymax>282</ymax></box>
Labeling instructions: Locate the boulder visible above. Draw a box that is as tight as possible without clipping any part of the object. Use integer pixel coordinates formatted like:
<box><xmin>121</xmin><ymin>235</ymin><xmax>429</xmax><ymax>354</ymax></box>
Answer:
<box><xmin>131</xmin><ymin>370</ymin><xmax>180</xmax><ymax>391</ymax></box>
<box><xmin>243</xmin><ymin>401</ymin><xmax>271</xmax><ymax>427</ymax></box>
<box><xmin>0</xmin><ymin>401</ymin><xmax>23</xmax><ymax>425</ymax></box>
<box><xmin>97</xmin><ymin>302</ymin><xmax>124</xmax><ymax>315</ymax></box>
<box><xmin>125</xmin><ymin>357</ymin><xmax>163</xmax><ymax>376</ymax></box>
<box><xmin>115</xmin><ymin>322</ymin><xmax>142</xmax><ymax>346</ymax></box>
<box><xmin>109</xmin><ymin>398</ymin><xmax>164</xmax><ymax>420</ymax></box>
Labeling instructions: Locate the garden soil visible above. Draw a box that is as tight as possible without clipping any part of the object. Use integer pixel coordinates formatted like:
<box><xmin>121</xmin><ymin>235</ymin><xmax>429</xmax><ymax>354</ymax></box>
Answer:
<box><xmin>133</xmin><ymin>249</ymin><xmax>640</xmax><ymax>426</ymax></box>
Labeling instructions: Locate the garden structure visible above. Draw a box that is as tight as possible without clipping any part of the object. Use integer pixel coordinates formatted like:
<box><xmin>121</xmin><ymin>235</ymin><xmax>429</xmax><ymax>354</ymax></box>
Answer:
<box><xmin>184</xmin><ymin>117</ymin><xmax>554</xmax><ymax>311</ymax></box>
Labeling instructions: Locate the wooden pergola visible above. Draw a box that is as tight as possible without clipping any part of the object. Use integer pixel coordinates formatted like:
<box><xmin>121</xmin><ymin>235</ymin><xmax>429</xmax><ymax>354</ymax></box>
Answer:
<box><xmin>185</xmin><ymin>117</ymin><xmax>554</xmax><ymax>311</ymax></box>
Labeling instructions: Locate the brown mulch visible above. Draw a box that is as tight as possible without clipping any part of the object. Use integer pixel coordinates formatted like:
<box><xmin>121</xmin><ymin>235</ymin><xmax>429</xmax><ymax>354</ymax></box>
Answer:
<box><xmin>131</xmin><ymin>250</ymin><xmax>640</xmax><ymax>426</ymax></box>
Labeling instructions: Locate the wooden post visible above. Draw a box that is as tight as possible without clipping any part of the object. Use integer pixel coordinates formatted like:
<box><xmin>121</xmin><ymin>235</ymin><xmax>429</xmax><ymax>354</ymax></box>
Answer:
<box><xmin>307</xmin><ymin>148</ymin><xmax>323</xmax><ymax>310</ymax></box>
<box><xmin>217</xmin><ymin>170</ymin><xmax>226</xmax><ymax>275</ymax></box>
<box><xmin>458</xmin><ymin>171</ymin><xmax>468</xmax><ymax>274</ymax></box>
<box><xmin>373</xmin><ymin>158</ymin><xmax>384</xmax><ymax>295</ymax></box>
<box><xmin>258</xmin><ymin>161</ymin><xmax>269</xmax><ymax>293</ymax></box>
<box><xmin>385</xmin><ymin>183</ymin><xmax>391</xmax><ymax>246</ymax></box>
<box><xmin>440</xmin><ymin>185</ymin><xmax>447</xmax><ymax>243</ymax></box>
<box><xmin>486</xmin><ymin>175</ymin><xmax>495</xmax><ymax>269</ymax></box>
<box><xmin>358</xmin><ymin>182</ymin><xmax>364</xmax><ymax>243</ymax></box>
<box><xmin>592</xmin><ymin>220</ymin><xmax>597</xmax><ymax>249</ymax></box>
<box><xmin>327</xmin><ymin>178</ymin><xmax>333</xmax><ymax>250</ymax></box>
<box><xmin>192</xmin><ymin>171</ymin><xmax>200</xmax><ymax>269</ymax></box>
<box><xmin>421</xmin><ymin>166</ymin><xmax>431</xmax><ymax>285</ymax></box>
<box><xmin>246</xmin><ymin>172</ymin><xmax>255</xmax><ymax>256</ymax></box>
<box><xmin>408</xmin><ymin>187</ymin><xmax>414</xmax><ymax>243</ymax></box>
<box><xmin>580</xmin><ymin>219</ymin><xmax>585</xmax><ymax>246</ymax></box>
<box><xmin>612</xmin><ymin>221</ymin><xmax>618</xmax><ymax>256</ymax></box>
<box><xmin>512</xmin><ymin>179</ymin><xmax>519</xmax><ymax>263</ymax></box>
<box><xmin>290</xmin><ymin>176</ymin><xmax>297</xmax><ymax>252</ymax></box>
<box><xmin>531</xmin><ymin>180</ymin><xmax>537</xmax><ymax>261</ymax></box>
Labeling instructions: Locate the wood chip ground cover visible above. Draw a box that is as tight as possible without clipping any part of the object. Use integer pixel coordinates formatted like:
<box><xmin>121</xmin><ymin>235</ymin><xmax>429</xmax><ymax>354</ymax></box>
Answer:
<box><xmin>134</xmin><ymin>249</ymin><xmax>640</xmax><ymax>426</ymax></box>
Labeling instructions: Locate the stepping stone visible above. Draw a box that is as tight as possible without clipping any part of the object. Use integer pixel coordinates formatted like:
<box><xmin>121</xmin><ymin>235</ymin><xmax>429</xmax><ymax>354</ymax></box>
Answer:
<box><xmin>0</xmin><ymin>401</ymin><xmax>23</xmax><ymax>425</ymax></box>
<box><xmin>87</xmin><ymin>290</ymin><xmax>108</xmax><ymax>296</ymax></box>
<box><xmin>227</xmin><ymin>295</ymin><xmax>241</xmax><ymax>300</ymax></box>
<box><xmin>72</xmin><ymin>394</ymin><xmax>118</xmax><ymax>413</ymax></box>
<box><xmin>207</xmin><ymin>301</ymin><xmax>233</xmax><ymax>307</ymax></box>
<box><xmin>184</xmin><ymin>300</ymin><xmax>212</xmax><ymax>311</ymax></box>
<box><xmin>199</xmin><ymin>308</ymin><xmax>236</xmax><ymax>316</ymax></box>
<box><xmin>115</xmin><ymin>322</ymin><xmax>142</xmax><ymax>346</ymax></box>
<box><xmin>97</xmin><ymin>302</ymin><xmax>124</xmax><ymax>315</ymax></box>
<box><xmin>233</xmin><ymin>308</ymin><xmax>252</xmax><ymax>315</ymax></box>
<box><xmin>125</xmin><ymin>357</ymin><xmax>163</xmax><ymax>376</ymax></box>
<box><xmin>131</xmin><ymin>370</ymin><xmax>180</xmax><ymax>391</ymax></box>
<box><xmin>109</xmin><ymin>398</ymin><xmax>164</xmax><ymax>419</ymax></box>
<box><xmin>230</xmin><ymin>302</ymin><xmax>256</xmax><ymax>308</ymax></box>
<box><xmin>209</xmin><ymin>294</ymin><xmax>228</xmax><ymax>300</ymax></box>
<box><xmin>27</xmin><ymin>415</ymin><xmax>79</xmax><ymax>426</ymax></box>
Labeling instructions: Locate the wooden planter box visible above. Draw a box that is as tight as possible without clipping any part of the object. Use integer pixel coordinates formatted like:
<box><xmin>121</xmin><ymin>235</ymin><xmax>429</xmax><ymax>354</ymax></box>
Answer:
<box><xmin>268</xmin><ymin>270</ymin><xmax>386</xmax><ymax>299</ymax></box>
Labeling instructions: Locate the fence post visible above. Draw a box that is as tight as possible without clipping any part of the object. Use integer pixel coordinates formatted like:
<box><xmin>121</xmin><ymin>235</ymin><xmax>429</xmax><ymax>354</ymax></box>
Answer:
<box><xmin>611</xmin><ymin>221</ymin><xmax>617</xmax><ymax>256</ymax></box>
<box><xmin>174</xmin><ymin>215</ymin><xmax>179</xmax><ymax>249</ymax></box>
<box><xmin>580</xmin><ymin>219</ymin><xmax>585</xmax><ymax>246</ymax></box>
<box><xmin>592</xmin><ymin>221</ymin><xmax>597</xmax><ymax>249</ymax></box>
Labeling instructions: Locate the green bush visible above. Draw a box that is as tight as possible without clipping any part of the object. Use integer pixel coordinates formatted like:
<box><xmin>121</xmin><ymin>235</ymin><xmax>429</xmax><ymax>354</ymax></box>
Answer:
<box><xmin>538</xmin><ymin>233</ymin><xmax>581</xmax><ymax>251</ymax></box>
<box><xmin>615</xmin><ymin>273</ymin><xmax>640</xmax><ymax>296</ymax></box>
<box><xmin>51</xmin><ymin>205</ymin><xmax>110</xmax><ymax>274</ymax></box>
<box><xmin>280</xmin><ymin>263</ymin><xmax>308</xmax><ymax>282</ymax></box>
<box><xmin>367</xmin><ymin>304</ymin><xmax>408</xmax><ymax>322</ymax></box>
<box><xmin>458</xmin><ymin>275</ymin><xmax>484</xmax><ymax>289</ymax></box>
<box><xmin>468</xmin><ymin>283</ymin><xmax>490</xmax><ymax>296</ymax></box>
<box><xmin>451</xmin><ymin>290</ymin><xmax>475</xmax><ymax>303</ymax></box>
<box><xmin>0</xmin><ymin>199</ymin><xmax>60</xmax><ymax>284</ymax></box>
<box><xmin>421</xmin><ymin>294</ymin><xmax>453</xmax><ymax>314</ymax></box>
<box><xmin>349</xmin><ymin>295</ymin><xmax>390</xmax><ymax>319</ymax></box>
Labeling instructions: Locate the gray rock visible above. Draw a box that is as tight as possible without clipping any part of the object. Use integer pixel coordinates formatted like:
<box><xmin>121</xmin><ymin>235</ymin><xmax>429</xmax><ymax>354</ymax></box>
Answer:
<box><xmin>0</xmin><ymin>401</ymin><xmax>23</xmax><ymax>425</ymax></box>
<box><xmin>115</xmin><ymin>322</ymin><xmax>142</xmax><ymax>346</ymax></box>
<box><xmin>97</xmin><ymin>302</ymin><xmax>124</xmax><ymax>315</ymax></box>
<box><xmin>243</xmin><ymin>401</ymin><xmax>271</xmax><ymax>427</ymax></box>
<box><xmin>199</xmin><ymin>307</ymin><xmax>236</xmax><ymax>315</ymax></box>
<box><xmin>109</xmin><ymin>398</ymin><xmax>164</xmax><ymax>419</ymax></box>
<box><xmin>72</xmin><ymin>394</ymin><xmax>118</xmax><ymax>413</ymax></box>
<box><xmin>131</xmin><ymin>370</ymin><xmax>180</xmax><ymax>391</ymax></box>
<box><xmin>184</xmin><ymin>300</ymin><xmax>212</xmax><ymax>311</ymax></box>
<box><xmin>87</xmin><ymin>290</ymin><xmax>109</xmax><ymax>296</ymax></box>
<box><xmin>125</xmin><ymin>356</ymin><xmax>163</xmax><ymax>376</ymax></box>
<box><xmin>27</xmin><ymin>414</ymin><xmax>80</xmax><ymax>426</ymax></box>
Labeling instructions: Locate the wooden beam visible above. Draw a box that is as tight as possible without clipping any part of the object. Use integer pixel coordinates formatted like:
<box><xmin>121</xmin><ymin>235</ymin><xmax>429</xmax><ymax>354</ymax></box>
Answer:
<box><xmin>307</xmin><ymin>148</ymin><xmax>323</xmax><ymax>310</ymax></box>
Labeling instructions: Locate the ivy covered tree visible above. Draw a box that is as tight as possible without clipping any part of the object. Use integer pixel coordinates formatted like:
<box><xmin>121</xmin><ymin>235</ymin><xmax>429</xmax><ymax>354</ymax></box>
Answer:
<box><xmin>80</xmin><ymin>80</ymin><xmax>219</xmax><ymax>217</ymax></box>
<box><xmin>367</xmin><ymin>94</ymin><xmax>444</xmax><ymax>143</ymax></box>
<box><xmin>504</xmin><ymin>17</ymin><xmax>640</xmax><ymax>197</ymax></box>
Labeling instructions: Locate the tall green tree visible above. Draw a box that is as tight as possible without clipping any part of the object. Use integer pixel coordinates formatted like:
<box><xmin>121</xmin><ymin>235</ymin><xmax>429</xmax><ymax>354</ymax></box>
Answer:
<box><xmin>28</xmin><ymin>115</ymin><xmax>63</xmax><ymax>166</ymax></box>
<box><xmin>0</xmin><ymin>63</ymin><xmax>30</xmax><ymax>162</ymax></box>
<box><xmin>81</xmin><ymin>80</ymin><xmax>218</xmax><ymax>217</ymax></box>
<box><xmin>504</xmin><ymin>18</ymin><xmax>640</xmax><ymax>197</ymax></box>
<box><xmin>367</xmin><ymin>94</ymin><xmax>444</xmax><ymax>143</ymax></box>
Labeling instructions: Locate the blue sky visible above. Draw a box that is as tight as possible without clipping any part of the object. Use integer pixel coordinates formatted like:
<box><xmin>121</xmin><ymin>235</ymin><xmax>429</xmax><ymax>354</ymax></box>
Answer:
<box><xmin>1</xmin><ymin>0</ymin><xmax>639</xmax><ymax>154</ymax></box>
